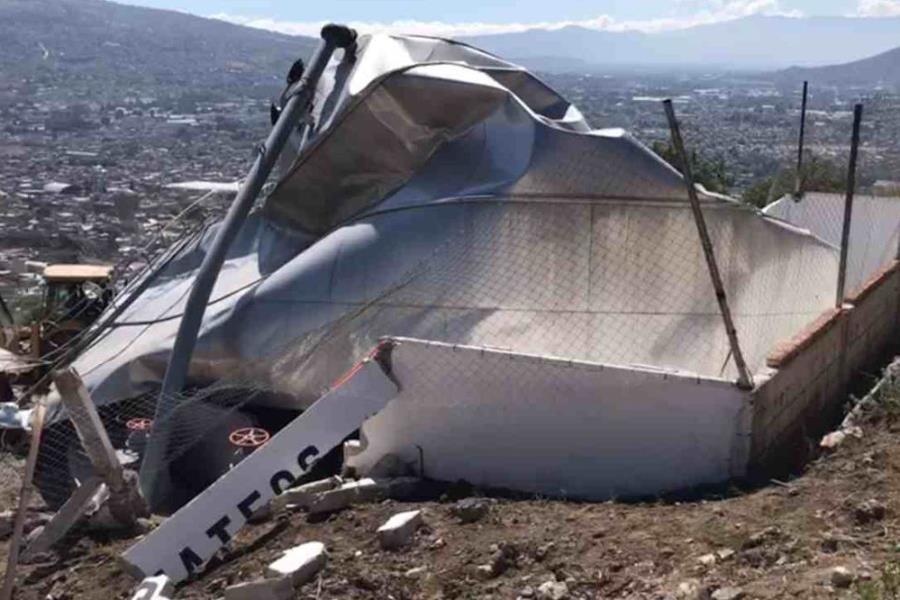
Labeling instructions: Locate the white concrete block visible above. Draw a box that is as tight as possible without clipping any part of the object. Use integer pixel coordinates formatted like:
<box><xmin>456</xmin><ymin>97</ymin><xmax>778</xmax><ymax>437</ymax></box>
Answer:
<box><xmin>377</xmin><ymin>510</ymin><xmax>423</xmax><ymax>549</ymax></box>
<box><xmin>307</xmin><ymin>478</ymin><xmax>386</xmax><ymax>515</ymax></box>
<box><xmin>224</xmin><ymin>576</ymin><xmax>293</xmax><ymax>600</ymax></box>
<box><xmin>265</xmin><ymin>541</ymin><xmax>327</xmax><ymax>586</ymax></box>
<box><xmin>131</xmin><ymin>574</ymin><xmax>174</xmax><ymax>600</ymax></box>
<box><xmin>272</xmin><ymin>476</ymin><xmax>342</xmax><ymax>510</ymax></box>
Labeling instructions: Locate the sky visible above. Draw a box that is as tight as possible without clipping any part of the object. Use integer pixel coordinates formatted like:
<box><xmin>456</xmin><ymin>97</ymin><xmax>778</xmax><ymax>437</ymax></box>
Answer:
<box><xmin>119</xmin><ymin>0</ymin><xmax>900</xmax><ymax>36</ymax></box>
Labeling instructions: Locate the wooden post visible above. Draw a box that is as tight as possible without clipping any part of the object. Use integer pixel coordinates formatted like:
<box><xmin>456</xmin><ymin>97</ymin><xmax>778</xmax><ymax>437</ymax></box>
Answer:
<box><xmin>1</xmin><ymin>402</ymin><xmax>47</xmax><ymax>600</ymax></box>
<box><xmin>29</xmin><ymin>322</ymin><xmax>40</xmax><ymax>360</ymax></box>
<box><xmin>793</xmin><ymin>81</ymin><xmax>809</xmax><ymax>199</ymax></box>
<box><xmin>663</xmin><ymin>99</ymin><xmax>754</xmax><ymax>390</ymax></box>
<box><xmin>836</xmin><ymin>103</ymin><xmax>864</xmax><ymax>307</ymax></box>
<box><xmin>54</xmin><ymin>368</ymin><xmax>126</xmax><ymax>492</ymax></box>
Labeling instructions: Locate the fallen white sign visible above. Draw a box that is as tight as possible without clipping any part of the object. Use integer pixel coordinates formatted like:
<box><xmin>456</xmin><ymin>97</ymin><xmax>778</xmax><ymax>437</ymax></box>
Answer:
<box><xmin>122</xmin><ymin>356</ymin><xmax>398</xmax><ymax>582</ymax></box>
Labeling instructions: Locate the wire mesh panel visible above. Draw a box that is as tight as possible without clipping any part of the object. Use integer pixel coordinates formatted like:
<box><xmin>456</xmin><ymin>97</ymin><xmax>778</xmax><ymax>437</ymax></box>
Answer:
<box><xmin>764</xmin><ymin>192</ymin><xmax>900</xmax><ymax>298</ymax></box>
<box><xmin>262</xmin><ymin>197</ymin><xmax>842</xmax><ymax>395</ymax></box>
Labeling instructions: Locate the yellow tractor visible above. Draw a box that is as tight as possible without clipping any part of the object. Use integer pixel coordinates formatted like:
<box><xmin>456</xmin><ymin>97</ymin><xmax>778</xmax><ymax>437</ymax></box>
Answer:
<box><xmin>37</xmin><ymin>264</ymin><xmax>114</xmax><ymax>355</ymax></box>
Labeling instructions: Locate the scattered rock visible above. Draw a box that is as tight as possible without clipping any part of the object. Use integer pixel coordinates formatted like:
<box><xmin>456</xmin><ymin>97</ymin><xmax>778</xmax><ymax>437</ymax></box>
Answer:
<box><xmin>403</xmin><ymin>566</ymin><xmax>427</xmax><ymax>578</ymax></box>
<box><xmin>831</xmin><ymin>566</ymin><xmax>855</xmax><ymax>588</ymax></box>
<box><xmin>536</xmin><ymin>580</ymin><xmax>568</xmax><ymax>600</ymax></box>
<box><xmin>225</xmin><ymin>576</ymin><xmax>293</xmax><ymax>600</ymax></box>
<box><xmin>377</xmin><ymin>510</ymin><xmax>423</xmax><ymax>549</ymax></box>
<box><xmin>742</xmin><ymin>526</ymin><xmax>780</xmax><ymax>549</ymax></box>
<box><xmin>534</xmin><ymin>542</ymin><xmax>555</xmax><ymax>562</ymax></box>
<box><xmin>488</xmin><ymin>541</ymin><xmax>519</xmax><ymax>577</ymax></box>
<box><xmin>520</xmin><ymin>585</ymin><xmax>535</xmax><ymax>598</ymax></box>
<box><xmin>474</xmin><ymin>564</ymin><xmax>495</xmax><ymax>580</ymax></box>
<box><xmin>711</xmin><ymin>587</ymin><xmax>745</xmax><ymax>600</ymax></box>
<box><xmin>716</xmin><ymin>548</ymin><xmax>735</xmax><ymax>562</ymax></box>
<box><xmin>820</xmin><ymin>431</ymin><xmax>847</xmax><ymax>450</ymax></box>
<box><xmin>697</xmin><ymin>553</ymin><xmax>717</xmax><ymax>567</ymax></box>
<box><xmin>676</xmin><ymin>579</ymin><xmax>711</xmax><ymax>600</ymax></box>
<box><xmin>266</xmin><ymin>541</ymin><xmax>327</xmax><ymax>587</ymax></box>
<box><xmin>450</xmin><ymin>498</ymin><xmax>490</xmax><ymax>524</ymax></box>
<box><xmin>854</xmin><ymin>500</ymin><xmax>886</xmax><ymax>524</ymax></box>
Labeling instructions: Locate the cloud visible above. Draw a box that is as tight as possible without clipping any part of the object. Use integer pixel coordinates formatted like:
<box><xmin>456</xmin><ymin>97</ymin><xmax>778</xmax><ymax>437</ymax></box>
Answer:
<box><xmin>210</xmin><ymin>0</ymin><xmax>802</xmax><ymax>38</ymax></box>
<box><xmin>856</xmin><ymin>0</ymin><xmax>900</xmax><ymax>16</ymax></box>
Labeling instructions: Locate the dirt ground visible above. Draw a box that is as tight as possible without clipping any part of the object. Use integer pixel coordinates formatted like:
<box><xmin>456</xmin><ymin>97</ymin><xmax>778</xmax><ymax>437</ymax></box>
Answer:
<box><xmin>2</xmin><ymin>391</ymin><xmax>899</xmax><ymax>600</ymax></box>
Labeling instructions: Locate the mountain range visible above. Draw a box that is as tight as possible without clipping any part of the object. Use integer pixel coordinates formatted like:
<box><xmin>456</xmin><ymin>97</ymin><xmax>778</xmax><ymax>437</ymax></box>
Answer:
<box><xmin>461</xmin><ymin>16</ymin><xmax>900</xmax><ymax>71</ymax></box>
<box><xmin>777</xmin><ymin>45</ymin><xmax>900</xmax><ymax>86</ymax></box>
<box><xmin>1</xmin><ymin>0</ymin><xmax>899</xmax><ymax>91</ymax></box>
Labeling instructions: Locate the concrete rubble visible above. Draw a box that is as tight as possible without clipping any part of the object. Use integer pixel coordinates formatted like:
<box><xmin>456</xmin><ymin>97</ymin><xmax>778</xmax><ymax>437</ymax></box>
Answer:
<box><xmin>224</xmin><ymin>576</ymin><xmax>293</xmax><ymax>600</ymax></box>
<box><xmin>271</xmin><ymin>476</ymin><xmax>342</xmax><ymax>511</ymax></box>
<box><xmin>265</xmin><ymin>541</ymin><xmax>327</xmax><ymax>586</ymax></box>
<box><xmin>223</xmin><ymin>541</ymin><xmax>327</xmax><ymax>599</ymax></box>
<box><xmin>305</xmin><ymin>476</ymin><xmax>422</xmax><ymax>515</ymax></box>
<box><xmin>377</xmin><ymin>510</ymin><xmax>423</xmax><ymax>549</ymax></box>
<box><xmin>307</xmin><ymin>478</ymin><xmax>386</xmax><ymax>515</ymax></box>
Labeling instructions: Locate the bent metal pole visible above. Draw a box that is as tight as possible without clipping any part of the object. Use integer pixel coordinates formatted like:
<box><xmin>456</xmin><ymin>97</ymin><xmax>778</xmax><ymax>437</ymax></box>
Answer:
<box><xmin>836</xmin><ymin>103</ymin><xmax>864</xmax><ymax>307</ymax></box>
<box><xmin>663</xmin><ymin>100</ymin><xmax>754</xmax><ymax>390</ymax></box>
<box><xmin>139</xmin><ymin>24</ymin><xmax>358</xmax><ymax>505</ymax></box>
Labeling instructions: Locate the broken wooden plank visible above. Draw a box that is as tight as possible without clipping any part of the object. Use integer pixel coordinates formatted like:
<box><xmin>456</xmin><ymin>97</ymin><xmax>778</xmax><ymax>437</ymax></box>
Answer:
<box><xmin>53</xmin><ymin>368</ymin><xmax>125</xmax><ymax>490</ymax></box>
<box><xmin>21</xmin><ymin>477</ymin><xmax>105</xmax><ymax>559</ymax></box>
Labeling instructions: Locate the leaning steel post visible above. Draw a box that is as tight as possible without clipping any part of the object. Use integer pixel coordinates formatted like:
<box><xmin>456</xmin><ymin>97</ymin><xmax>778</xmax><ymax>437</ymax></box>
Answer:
<box><xmin>139</xmin><ymin>24</ymin><xmax>358</xmax><ymax>508</ymax></box>
<box><xmin>836</xmin><ymin>103</ymin><xmax>864</xmax><ymax>307</ymax></box>
<box><xmin>663</xmin><ymin>100</ymin><xmax>754</xmax><ymax>390</ymax></box>
<box><xmin>793</xmin><ymin>80</ymin><xmax>809</xmax><ymax>199</ymax></box>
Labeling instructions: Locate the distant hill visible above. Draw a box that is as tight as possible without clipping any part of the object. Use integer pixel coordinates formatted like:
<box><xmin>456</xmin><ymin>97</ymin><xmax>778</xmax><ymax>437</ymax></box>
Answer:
<box><xmin>776</xmin><ymin>46</ymin><xmax>900</xmax><ymax>86</ymax></box>
<box><xmin>461</xmin><ymin>16</ymin><xmax>900</xmax><ymax>72</ymax></box>
<box><xmin>0</xmin><ymin>0</ymin><xmax>315</xmax><ymax>97</ymax></box>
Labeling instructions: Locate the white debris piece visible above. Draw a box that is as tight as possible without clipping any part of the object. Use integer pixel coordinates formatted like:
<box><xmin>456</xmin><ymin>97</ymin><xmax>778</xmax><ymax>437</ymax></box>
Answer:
<box><xmin>272</xmin><ymin>476</ymin><xmax>342</xmax><ymax>510</ymax></box>
<box><xmin>131</xmin><ymin>574</ymin><xmax>174</xmax><ymax>600</ymax></box>
<box><xmin>265</xmin><ymin>541</ymin><xmax>327</xmax><ymax>586</ymax></box>
<box><xmin>307</xmin><ymin>478</ymin><xmax>386</xmax><ymax>515</ymax></box>
<box><xmin>377</xmin><ymin>510</ymin><xmax>423</xmax><ymax>549</ymax></box>
<box><xmin>225</xmin><ymin>576</ymin><xmax>293</xmax><ymax>600</ymax></box>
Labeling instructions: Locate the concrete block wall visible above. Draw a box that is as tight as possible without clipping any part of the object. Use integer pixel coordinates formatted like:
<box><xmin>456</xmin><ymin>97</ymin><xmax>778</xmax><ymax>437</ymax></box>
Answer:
<box><xmin>750</xmin><ymin>261</ymin><xmax>900</xmax><ymax>470</ymax></box>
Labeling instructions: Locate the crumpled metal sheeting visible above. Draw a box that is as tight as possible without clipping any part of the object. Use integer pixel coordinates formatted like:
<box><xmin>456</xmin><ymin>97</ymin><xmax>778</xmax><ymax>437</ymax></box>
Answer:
<box><xmin>263</xmin><ymin>65</ymin><xmax>511</xmax><ymax>234</ymax></box>
<box><xmin>60</xmin><ymin>33</ymin><xmax>846</xmax><ymax>419</ymax></box>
